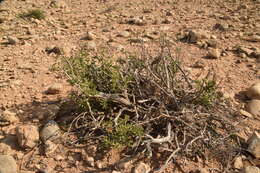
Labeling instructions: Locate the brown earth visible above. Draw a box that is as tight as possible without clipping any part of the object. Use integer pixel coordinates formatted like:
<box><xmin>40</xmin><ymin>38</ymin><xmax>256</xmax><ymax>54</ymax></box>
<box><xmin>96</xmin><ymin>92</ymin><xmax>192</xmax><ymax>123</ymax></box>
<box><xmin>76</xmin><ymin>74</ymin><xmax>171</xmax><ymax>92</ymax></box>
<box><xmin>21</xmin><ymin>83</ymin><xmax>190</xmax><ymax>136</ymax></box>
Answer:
<box><xmin>0</xmin><ymin>0</ymin><xmax>259</xmax><ymax>172</ymax></box>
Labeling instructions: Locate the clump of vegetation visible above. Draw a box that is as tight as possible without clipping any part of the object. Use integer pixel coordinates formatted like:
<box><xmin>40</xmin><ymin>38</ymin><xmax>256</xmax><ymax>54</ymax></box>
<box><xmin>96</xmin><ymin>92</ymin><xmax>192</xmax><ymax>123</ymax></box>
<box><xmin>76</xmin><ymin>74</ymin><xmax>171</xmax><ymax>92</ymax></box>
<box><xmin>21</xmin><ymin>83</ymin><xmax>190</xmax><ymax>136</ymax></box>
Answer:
<box><xmin>19</xmin><ymin>9</ymin><xmax>45</xmax><ymax>20</ymax></box>
<box><xmin>102</xmin><ymin>116</ymin><xmax>144</xmax><ymax>148</ymax></box>
<box><xmin>194</xmin><ymin>79</ymin><xmax>218</xmax><ymax>106</ymax></box>
<box><xmin>62</xmin><ymin>43</ymin><xmax>238</xmax><ymax>172</ymax></box>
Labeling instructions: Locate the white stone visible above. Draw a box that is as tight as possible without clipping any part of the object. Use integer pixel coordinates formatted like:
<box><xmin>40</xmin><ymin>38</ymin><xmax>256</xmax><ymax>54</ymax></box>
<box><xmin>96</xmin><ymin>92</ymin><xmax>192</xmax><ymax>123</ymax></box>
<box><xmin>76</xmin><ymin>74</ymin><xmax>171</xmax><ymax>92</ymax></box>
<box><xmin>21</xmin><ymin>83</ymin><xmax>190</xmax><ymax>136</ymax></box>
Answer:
<box><xmin>246</xmin><ymin>82</ymin><xmax>260</xmax><ymax>100</ymax></box>
<box><xmin>245</xmin><ymin>99</ymin><xmax>260</xmax><ymax>118</ymax></box>
<box><xmin>233</xmin><ymin>156</ymin><xmax>243</xmax><ymax>169</ymax></box>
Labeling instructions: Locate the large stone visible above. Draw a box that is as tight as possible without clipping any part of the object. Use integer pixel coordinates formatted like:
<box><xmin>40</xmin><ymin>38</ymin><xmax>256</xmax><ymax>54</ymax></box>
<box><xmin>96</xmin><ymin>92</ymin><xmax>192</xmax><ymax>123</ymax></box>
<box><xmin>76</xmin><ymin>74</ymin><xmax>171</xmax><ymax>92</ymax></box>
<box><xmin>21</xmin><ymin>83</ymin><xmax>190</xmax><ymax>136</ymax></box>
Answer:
<box><xmin>242</xmin><ymin>166</ymin><xmax>260</xmax><ymax>173</ymax></box>
<box><xmin>50</xmin><ymin>0</ymin><xmax>68</xmax><ymax>8</ymax></box>
<box><xmin>207</xmin><ymin>48</ymin><xmax>221</xmax><ymax>59</ymax></box>
<box><xmin>239</xmin><ymin>109</ymin><xmax>254</xmax><ymax>118</ymax></box>
<box><xmin>40</xmin><ymin>121</ymin><xmax>61</xmax><ymax>143</ymax></box>
<box><xmin>45</xmin><ymin>83</ymin><xmax>62</xmax><ymax>95</ymax></box>
<box><xmin>247</xmin><ymin>131</ymin><xmax>260</xmax><ymax>159</ymax></box>
<box><xmin>206</xmin><ymin>39</ymin><xmax>219</xmax><ymax>48</ymax></box>
<box><xmin>1</xmin><ymin>110</ymin><xmax>19</xmax><ymax>124</ymax></box>
<box><xmin>0</xmin><ymin>155</ymin><xmax>17</xmax><ymax>173</ymax></box>
<box><xmin>187</xmin><ymin>30</ymin><xmax>210</xmax><ymax>43</ymax></box>
<box><xmin>233</xmin><ymin>156</ymin><xmax>243</xmax><ymax>169</ymax></box>
<box><xmin>35</xmin><ymin>104</ymin><xmax>60</xmax><ymax>121</ymax></box>
<box><xmin>245</xmin><ymin>99</ymin><xmax>260</xmax><ymax>118</ymax></box>
<box><xmin>134</xmin><ymin>162</ymin><xmax>150</xmax><ymax>173</ymax></box>
<box><xmin>7</xmin><ymin>36</ymin><xmax>19</xmax><ymax>45</ymax></box>
<box><xmin>246</xmin><ymin>82</ymin><xmax>260</xmax><ymax>100</ymax></box>
<box><xmin>16</xmin><ymin>125</ymin><xmax>39</xmax><ymax>149</ymax></box>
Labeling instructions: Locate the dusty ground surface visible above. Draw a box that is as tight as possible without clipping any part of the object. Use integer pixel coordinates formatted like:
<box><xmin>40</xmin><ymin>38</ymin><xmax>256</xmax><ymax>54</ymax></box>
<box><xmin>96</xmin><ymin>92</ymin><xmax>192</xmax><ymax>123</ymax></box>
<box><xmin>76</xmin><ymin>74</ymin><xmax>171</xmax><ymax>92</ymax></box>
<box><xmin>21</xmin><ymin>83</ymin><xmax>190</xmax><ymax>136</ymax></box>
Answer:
<box><xmin>0</xmin><ymin>0</ymin><xmax>259</xmax><ymax>172</ymax></box>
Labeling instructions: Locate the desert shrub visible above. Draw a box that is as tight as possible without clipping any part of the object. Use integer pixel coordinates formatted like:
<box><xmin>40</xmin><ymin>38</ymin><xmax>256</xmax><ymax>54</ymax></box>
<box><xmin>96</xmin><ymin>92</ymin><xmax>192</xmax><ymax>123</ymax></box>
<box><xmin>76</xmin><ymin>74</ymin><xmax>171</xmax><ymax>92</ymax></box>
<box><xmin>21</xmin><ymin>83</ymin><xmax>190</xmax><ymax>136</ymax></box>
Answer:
<box><xmin>19</xmin><ymin>9</ymin><xmax>45</xmax><ymax>20</ymax></box>
<box><xmin>62</xmin><ymin>44</ymin><xmax>238</xmax><ymax>172</ymax></box>
<box><xmin>102</xmin><ymin>116</ymin><xmax>144</xmax><ymax>148</ymax></box>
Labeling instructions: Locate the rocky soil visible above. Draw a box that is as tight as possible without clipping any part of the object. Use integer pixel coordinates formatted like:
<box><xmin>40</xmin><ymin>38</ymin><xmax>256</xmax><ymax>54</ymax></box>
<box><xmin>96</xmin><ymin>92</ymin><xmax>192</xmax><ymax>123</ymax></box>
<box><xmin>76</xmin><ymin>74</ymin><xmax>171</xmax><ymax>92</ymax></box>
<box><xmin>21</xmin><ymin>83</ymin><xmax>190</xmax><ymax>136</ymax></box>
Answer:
<box><xmin>0</xmin><ymin>0</ymin><xmax>259</xmax><ymax>172</ymax></box>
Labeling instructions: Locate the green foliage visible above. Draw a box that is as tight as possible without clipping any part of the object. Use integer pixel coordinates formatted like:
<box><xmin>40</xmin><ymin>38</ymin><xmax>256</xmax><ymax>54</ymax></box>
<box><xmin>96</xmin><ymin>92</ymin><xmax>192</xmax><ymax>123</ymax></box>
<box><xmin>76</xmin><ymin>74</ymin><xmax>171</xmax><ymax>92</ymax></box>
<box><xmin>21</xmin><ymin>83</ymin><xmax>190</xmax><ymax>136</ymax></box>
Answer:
<box><xmin>195</xmin><ymin>79</ymin><xmax>217</xmax><ymax>106</ymax></box>
<box><xmin>19</xmin><ymin>9</ymin><xmax>45</xmax><ymax>20</ymax></box>
<box><xmin>102</xmin><ymin>116</ymin><xmax>144</xmax><ymax>148</ymax></box>
<box><xmin>65</xmin><ymin>53</ymin><xmax>131</xmax><ymax>95</ymax></box>
<box><xmin>63</xmin><ymin>52</ymin><xmax>133</xmax><ymax>110</ymax></box>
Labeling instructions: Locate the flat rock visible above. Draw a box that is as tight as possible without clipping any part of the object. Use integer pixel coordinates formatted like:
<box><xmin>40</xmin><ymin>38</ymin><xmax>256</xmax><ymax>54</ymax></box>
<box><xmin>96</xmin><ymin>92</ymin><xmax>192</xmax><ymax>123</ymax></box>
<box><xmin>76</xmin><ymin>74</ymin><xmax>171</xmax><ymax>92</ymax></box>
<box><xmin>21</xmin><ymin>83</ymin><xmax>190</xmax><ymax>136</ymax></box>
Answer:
<box><xmin>40</xmin><ymin>120</ymin><xmax>61</xmax><ymax>143</ymax></box>
<box><xmin>242</xmin><ymin>166</ymin><xmax>260</xmax><ymax>173</ymax></box>
<box><xmin>247</xmin><ymin>131</ymin><xmax>260</xmax><ymax>159</ymax></box>
<box><xmin>0</xmin><ymin>155</ymin><xmax>17</xmax><ymax>173</ymax></box>
<box><xmin>237</xmin><ymin>46</ymin><xmax>254</xmax><ymax>57</ymax></box>
<box><xmin>245</xmin><ymin>99</ymin><xmax>260</xmax><ymax>118</ymax></box>
<box><xmin>246</xmin><ymin>82</ymin><xmax>260</xmax><ymax>100</ymax></box>
<box><xmin>244</xmin><ymin>35</ymin><xmax>260</xmax><ymax>42</ymax></box>
<box><xmin>240</xmin><ymin>109</ymin><xmax>254</xmax><ymax>118</ymax></box>
<box><xmin>16</xmin><ymin>125</ymin><xmax>39</xmax><ymax>149</ymax></box>
<box><xmin>117</xmin><ymin>31</ymin><xmax>130</xmax><ymax>38</ymax></box>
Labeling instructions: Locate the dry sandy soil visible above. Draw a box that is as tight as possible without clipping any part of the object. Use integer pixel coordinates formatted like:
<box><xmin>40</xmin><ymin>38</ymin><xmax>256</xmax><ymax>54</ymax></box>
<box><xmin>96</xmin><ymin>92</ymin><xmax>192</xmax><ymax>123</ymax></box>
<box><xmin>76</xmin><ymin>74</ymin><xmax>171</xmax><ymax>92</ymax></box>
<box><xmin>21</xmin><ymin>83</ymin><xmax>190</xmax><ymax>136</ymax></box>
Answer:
<box><xmin>0</xmin><ymin>0</ymin><xmax>259</xmax><ymax>172</ymax></box>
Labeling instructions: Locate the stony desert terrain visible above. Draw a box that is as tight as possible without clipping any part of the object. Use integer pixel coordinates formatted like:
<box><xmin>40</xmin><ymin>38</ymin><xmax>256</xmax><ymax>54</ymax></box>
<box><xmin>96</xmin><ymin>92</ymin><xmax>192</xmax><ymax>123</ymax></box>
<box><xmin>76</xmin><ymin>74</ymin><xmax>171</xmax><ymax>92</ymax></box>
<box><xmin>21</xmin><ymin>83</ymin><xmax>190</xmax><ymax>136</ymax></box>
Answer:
<box><xmin>0</xmin><ymin>0</ymin><xmax>259</xmax><ymax>173</ymax></box>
